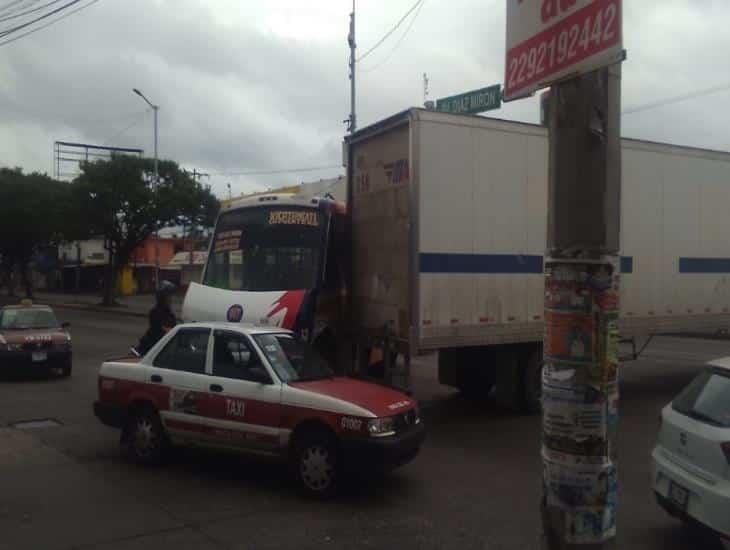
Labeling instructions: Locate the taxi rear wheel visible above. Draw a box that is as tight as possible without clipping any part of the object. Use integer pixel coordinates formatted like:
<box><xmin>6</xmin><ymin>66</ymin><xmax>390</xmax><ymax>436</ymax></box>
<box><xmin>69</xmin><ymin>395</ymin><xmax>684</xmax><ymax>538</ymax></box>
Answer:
<box><xmin>293</xmin><ymin>431</ymin><xmax>339</xmax><ymax>498</ymax></box>
<box><xmin>121</xmin><ymin>408</ymin><xmax>167</xmax><ymax>465</ymax></box>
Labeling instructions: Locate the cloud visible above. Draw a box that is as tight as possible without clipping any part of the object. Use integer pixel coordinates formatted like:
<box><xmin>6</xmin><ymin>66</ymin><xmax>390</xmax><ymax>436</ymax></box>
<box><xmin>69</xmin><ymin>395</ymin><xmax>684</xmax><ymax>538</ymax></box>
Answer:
<box><xmin>1</xmin><ymin>0</ymin><xmax>729</xmax><ymax>196</ymax></box>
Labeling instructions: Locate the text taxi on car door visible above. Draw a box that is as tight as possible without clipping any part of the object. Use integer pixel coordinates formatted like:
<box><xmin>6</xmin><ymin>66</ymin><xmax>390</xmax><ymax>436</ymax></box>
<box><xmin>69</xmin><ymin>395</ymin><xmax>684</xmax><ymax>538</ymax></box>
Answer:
<box><xmin>94</xmin><ymin>322</ymin><xmax>425</xmax><ymax>496</ymax></box>
<box><xmin>0</xmin><ymin>301</ymin><xmax>72</xmax><ymax>377</ymax></box>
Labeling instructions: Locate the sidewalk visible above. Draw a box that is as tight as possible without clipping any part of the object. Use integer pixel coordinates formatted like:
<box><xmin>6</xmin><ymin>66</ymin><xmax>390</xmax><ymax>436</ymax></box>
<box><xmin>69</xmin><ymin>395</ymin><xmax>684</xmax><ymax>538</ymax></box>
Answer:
<box><xmin>0</xmin><ymin>291</ymin><xmax>182</xmax><ymax>318</ymax></box>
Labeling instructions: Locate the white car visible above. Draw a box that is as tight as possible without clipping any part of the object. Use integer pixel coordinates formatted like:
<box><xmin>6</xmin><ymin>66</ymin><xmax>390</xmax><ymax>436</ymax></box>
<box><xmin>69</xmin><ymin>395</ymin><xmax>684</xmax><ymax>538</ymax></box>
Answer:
<box><xmin>652</xmin><ymin>357</ymin><xmax>730</xmax><ymax>547</ymax></box>
<box><xmin>94</xmin><ymin>323</ymin><xmax>424</xmax><ymax>497</ymax></box>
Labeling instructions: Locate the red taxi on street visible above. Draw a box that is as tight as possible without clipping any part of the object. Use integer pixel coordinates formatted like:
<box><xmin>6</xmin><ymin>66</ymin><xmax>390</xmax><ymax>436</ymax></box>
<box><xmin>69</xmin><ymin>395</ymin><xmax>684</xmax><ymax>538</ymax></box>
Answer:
<box><xmin>0</xmin><ymin>301</ymin><xmax>72</xmax><ymax>377</ymax></box>
<box><xmin>94</xmin><ymin>322</ymin><xmax>424</xmax><ymax>496</ymax></box>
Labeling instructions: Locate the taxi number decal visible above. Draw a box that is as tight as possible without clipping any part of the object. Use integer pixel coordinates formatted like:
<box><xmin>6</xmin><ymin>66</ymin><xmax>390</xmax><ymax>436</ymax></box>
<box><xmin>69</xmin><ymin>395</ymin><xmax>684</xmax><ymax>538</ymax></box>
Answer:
<box><xmin>341</xmin><ymin>417</ymin><xmax>362</xmax><ymax>431</ymax></box>
<box><xmin>226</xmin><ymin>399</ymin><xmax>245</xmax><ymax>418</ymax></box>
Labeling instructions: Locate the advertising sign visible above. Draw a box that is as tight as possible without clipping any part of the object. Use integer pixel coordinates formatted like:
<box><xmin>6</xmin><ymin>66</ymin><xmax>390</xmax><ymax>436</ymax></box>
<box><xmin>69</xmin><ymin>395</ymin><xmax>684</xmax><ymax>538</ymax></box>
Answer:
<box><xmin>504</xmin><ymin>0</ymin><xmax>623</xmax><ymax>101</ymax></box>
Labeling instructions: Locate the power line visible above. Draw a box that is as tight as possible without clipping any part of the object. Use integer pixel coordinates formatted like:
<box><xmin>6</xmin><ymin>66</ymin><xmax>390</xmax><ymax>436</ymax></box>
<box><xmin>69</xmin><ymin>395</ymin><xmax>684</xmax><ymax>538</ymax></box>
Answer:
<box><xmin>0</xmin><ymin>0</ymin><xmax>99</xmax><ymax>46</ymax></box>
<box><xmin>623</xmin><ymin>82</ymin><xmax>730</xmax><ymax>116</ymax></box>
<box><xmin>0</xmin><ymin>0</ymin><xmax>64</xmax><ymax>23</ymax></box>
<box><xmin>212</xmin><ymin>164</ymin><xmax>341</xmax><ymax>177</ymax></box>
<box><xmin>101</xmin><ymin>109</ymin><xmax>148</xmax><ymax>146</ymax></box>
<box><xmin>356</xmin><ymin>0</ymin><xmax>423</xmax><ymax>63</ymax></box>
<box><xmin>0</xmin><ymin>0</ymin><xmax>82</xmax><ymax>37</ymax></box>
<box><xmin>360</xmin><ymin>0</ymin><xmax>425</xmax><ymax>74</ymax></box>
<box><xmin>0</xmin><ymin>0</ymin><xmax>31</xmax><ymax>16</ymax></box>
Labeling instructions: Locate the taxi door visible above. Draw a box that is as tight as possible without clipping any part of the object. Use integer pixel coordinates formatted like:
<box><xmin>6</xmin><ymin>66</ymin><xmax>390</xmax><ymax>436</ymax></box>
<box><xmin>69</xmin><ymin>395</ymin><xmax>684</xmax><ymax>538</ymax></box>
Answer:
<box><xmin>200</xmin><ymin>330</ymin><xmax>283</xmax><ymax>453</ymax></box>
<box><xmin>148</xmin><ymin>327</ymin><xmax>213</xmax><ymax>443</ymax></box>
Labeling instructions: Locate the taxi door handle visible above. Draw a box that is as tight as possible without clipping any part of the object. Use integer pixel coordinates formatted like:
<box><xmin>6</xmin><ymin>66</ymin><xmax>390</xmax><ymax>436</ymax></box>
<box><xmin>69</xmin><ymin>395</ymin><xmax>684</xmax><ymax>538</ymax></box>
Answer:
<box><xmin>151</xmin><ymin>374</ymin><xmax>163</xmax><ymax>383</ymax></box>
<box><xmin>210</xmin><ymin>384</ymin><xmax>223</xmax><ymax>393</ymax></box>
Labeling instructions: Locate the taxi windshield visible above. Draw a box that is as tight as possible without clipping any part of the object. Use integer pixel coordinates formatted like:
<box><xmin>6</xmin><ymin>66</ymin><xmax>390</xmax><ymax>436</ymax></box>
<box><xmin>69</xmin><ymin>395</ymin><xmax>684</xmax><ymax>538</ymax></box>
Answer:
<box><xmin>0</xmin><ymin>308</ymin><xmax>59</xmax><ymax>330</ymax></box>
<box><xmin>254</xmin><ymin>333</ymin><xmax>333</xmax><ymax>383</ymax></box>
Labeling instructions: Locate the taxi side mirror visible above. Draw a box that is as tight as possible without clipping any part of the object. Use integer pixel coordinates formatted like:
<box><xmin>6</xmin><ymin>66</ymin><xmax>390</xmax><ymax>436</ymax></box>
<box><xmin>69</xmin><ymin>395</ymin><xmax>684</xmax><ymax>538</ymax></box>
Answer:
<box><xmin>61</xmin><ymin>322</ymin><xmax>71</xmax><ymax>329</ymax></box>
<box><xmin>248</xmin><ymin>366</ymin><xmax>272</xmax><ymax>385</ymax></box>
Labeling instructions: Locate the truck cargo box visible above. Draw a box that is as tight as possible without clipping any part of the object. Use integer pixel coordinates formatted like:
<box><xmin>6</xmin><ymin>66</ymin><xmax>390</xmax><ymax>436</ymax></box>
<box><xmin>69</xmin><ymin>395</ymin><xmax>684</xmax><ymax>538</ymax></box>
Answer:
<box><xmin>347</xmin><ymin>108</ymin><xmax>730</xmax><ymax>354</ymax></box>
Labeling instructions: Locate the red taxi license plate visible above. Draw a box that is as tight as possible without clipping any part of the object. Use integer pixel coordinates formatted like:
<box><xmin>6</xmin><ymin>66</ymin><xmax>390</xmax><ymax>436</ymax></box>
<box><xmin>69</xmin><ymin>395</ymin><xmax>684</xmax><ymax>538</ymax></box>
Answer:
<box><xmin>669</xmin><ymin>481</ymin><xmax>689</xmax><ymax>511</ymax></box>
<box><xmin>31</xmin><ymin>351</ymin><xmax>47</xmax><ymax>363</ymax></box>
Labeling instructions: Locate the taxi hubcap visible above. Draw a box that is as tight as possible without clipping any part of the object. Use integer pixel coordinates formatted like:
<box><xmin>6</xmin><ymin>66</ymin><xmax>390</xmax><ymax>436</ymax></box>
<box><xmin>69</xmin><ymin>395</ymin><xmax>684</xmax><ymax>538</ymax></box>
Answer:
<box><xmin>133</xmin><ymin>418</ymin><xmax>158</xmax><ymax>456</ymax></box>
<box><xmin>300</xmin><ymin>445</ymin><xmax>334</xmax><ymax>491</ymax></box>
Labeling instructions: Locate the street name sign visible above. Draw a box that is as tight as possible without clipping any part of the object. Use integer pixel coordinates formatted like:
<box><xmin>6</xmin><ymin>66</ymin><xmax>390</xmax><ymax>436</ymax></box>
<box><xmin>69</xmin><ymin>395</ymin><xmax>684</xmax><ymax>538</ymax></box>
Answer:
<box><xmin>436</xmin><ymin>85</ymin><xmax>502</xmax><ymax>115</ymax></box>
<box><xmin>504</xmin><ymin>0</ymin><xmax>623</xmax><ymax>101</ymax></box>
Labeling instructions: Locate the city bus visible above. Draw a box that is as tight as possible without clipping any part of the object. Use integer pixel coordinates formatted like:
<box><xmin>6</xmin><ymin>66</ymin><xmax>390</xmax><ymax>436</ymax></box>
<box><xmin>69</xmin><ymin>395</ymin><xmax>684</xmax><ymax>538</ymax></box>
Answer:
<box><xmin>182</xmin><ymin>193</ymin><xmax>347</xmax><ymax>365</ymax></box>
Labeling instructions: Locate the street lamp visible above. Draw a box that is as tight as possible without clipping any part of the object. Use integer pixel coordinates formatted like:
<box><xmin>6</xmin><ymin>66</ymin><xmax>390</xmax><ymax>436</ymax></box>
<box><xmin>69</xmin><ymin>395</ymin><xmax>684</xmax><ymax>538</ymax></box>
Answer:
<box><xmin>132</xmin><ymin>88</ymin><xmax>159</xmax><ymax>182</ymax></box>
<box><xmin>133</xmin><ymin>87</ymin><xmax>160</xmax><ymax>288</ymax></box>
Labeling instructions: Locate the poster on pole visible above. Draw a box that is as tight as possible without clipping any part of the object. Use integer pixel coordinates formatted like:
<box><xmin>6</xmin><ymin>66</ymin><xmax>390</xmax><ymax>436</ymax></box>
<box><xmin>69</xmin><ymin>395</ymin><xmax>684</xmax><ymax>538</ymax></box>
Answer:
<box><xmin>504</xmin><ymin>0</ymin><xmax>624</xmax><ymax>101</ymax></box>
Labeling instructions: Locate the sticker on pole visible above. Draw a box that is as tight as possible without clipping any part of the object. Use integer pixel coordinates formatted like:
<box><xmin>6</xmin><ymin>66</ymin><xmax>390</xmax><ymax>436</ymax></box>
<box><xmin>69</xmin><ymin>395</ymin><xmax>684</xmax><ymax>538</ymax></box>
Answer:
<box><xmin>504</xmin><ymin>0</ymin><xmax>623</xmax><ymax>101</ymax></box>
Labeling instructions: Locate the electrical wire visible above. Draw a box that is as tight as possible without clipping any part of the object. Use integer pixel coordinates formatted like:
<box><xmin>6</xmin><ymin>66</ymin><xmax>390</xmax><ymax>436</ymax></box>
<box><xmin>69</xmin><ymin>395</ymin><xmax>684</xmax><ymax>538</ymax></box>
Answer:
<box><xmin>0</xmin><ymin>0</ymin><xmax>82</xmax><ymax>37</ymax></box>
<box><xmin>356</xmin><ymin>0</ymin><xmax>423</xmax><ymax>63</ymax></box>
<box><xmin>360</xmin><ymin>0</ymin><xmax>425</xmax><ymax>74</ymax></box>
<box><xmin>623</xmin><ymin>82</ymin><xmax>730</xmax><ymax>116</ymax></box>
<box><xmin>101</xmin><ymin>110</ymin><xmax>148</xmax><ymax>146</ymax></box>
<box><xmin>0</xmin><ymin>0</ymin><xmax>64</xmax><ymax>23</ymax></box>
<box><xmin>0</xmin><ymin>0</ymin><xmax>30</xmax><ymax>16</ymax></box>
<box><xmin>0</xmin><ymin>0</ymin><xmax>99</xmax><ymax>46</ymax></box>
<box><xmin>212</xmin><ymin>165</ymin><xmax>341</xmax><ymax>177</ymax></box>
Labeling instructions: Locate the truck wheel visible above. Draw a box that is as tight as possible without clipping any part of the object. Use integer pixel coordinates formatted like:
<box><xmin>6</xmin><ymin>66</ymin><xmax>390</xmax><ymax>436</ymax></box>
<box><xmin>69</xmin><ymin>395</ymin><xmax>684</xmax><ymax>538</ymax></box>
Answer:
<box><xmin>522</xmin><ymin>346</ymin><xmax>543</xmax><ymax>415</ymax></box>
<box><xmin>292</xmin><ymin>430</ymin><xmax>339</xmax><ymax>498</ymax></box>
<box><xmin>121</xmin><ymin>408</ymin><xmax>167</xmax><ymax>465</ymax></box>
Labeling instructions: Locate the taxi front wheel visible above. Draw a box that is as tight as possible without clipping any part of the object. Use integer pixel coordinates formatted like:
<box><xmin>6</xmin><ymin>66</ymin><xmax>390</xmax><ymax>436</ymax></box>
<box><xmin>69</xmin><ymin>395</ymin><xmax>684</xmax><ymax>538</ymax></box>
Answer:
<box><xmin>292</xmin><ymin>431</ymin><xmax>339</xmax><ymax>498</ymax></box>
<box><xmin>121</xmin><ymin>408</ymin><xmax>167</xmax><ymax>465</ymax></box>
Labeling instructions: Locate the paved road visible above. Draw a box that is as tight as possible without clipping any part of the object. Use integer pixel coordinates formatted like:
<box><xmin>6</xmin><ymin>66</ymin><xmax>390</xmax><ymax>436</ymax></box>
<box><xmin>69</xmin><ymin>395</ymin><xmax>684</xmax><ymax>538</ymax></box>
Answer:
<box><xmin>0</xmin><ymin>308</ymin><xmax>726</xmax><ymax>549</ymax></box>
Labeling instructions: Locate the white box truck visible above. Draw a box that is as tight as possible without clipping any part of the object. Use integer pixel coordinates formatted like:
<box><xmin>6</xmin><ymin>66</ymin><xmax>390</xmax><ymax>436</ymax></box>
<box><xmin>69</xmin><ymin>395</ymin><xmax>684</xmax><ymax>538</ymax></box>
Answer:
<box><xmin>346</xmin><ymin>108</ymin><xmax>730</xmax><ymax>411</ymax></box>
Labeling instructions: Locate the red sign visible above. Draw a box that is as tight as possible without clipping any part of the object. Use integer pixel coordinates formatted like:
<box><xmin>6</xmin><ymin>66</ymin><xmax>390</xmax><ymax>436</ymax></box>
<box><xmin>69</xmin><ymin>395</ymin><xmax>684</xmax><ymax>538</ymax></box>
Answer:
<box><xmin>504</xmin><ymin>0</ymin><xmax>623</xmax><ymax>101</ymax></box>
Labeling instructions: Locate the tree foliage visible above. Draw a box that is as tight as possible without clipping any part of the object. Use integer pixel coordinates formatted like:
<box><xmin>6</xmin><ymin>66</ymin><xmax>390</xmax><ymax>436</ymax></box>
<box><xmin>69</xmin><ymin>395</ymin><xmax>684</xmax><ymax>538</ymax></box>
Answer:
<box><xmin>70</xmin><ymin>155</ymin><xmax>219</xmax><ymax>305</ymax></box>
<box><xmin>0</xmin><ymin>168</ymin><xmax>73</xmax><ymax>296</ymax></box>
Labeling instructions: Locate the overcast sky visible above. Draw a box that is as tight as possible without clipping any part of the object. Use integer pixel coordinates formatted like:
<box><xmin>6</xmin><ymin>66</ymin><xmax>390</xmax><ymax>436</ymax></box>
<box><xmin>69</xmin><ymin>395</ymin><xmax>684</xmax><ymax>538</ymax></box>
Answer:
<box><xmin>1</xmin><ymin>0</ymin><xmax>729</xmax><ymax>198</ymax></box>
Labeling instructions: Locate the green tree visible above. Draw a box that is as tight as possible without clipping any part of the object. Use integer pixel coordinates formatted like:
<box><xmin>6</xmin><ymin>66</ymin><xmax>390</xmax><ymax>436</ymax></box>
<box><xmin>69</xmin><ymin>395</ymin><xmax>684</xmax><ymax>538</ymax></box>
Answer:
<box><xmin>70</xmin><ymin>155</ymin><xmax>219</xmax><ymax>306</ymax></box>
<box><xmin>0</xmin><ymin>168</ymin><xmax>72</xmax><ymax>297</ymax></box>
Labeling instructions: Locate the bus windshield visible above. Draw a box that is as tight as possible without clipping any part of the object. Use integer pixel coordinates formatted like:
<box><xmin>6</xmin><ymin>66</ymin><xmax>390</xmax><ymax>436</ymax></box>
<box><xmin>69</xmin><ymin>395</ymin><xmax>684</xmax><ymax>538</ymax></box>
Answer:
<box><xmin>203</xmin><ymin>205</ymin><xmax>325</xmax><ymax>292</ymax></box>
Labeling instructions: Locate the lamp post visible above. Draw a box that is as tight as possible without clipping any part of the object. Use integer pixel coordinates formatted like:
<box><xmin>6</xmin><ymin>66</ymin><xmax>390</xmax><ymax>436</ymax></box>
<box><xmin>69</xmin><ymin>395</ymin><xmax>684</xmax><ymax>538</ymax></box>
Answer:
<box><xmin>132</xmin><ymin>88</ymin><xmax>158</xmax><ymax>182</ymax></box>
<box><xmin>132</xmin><ymin>87</ymin><xmax>160</xmax><ymax>289</ymax></box>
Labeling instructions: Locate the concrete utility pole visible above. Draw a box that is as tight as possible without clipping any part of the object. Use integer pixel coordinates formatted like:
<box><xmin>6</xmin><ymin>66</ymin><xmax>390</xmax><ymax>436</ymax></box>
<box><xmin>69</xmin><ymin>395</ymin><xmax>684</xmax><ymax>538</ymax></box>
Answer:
<box><xmin>541</xmin><ymin>64</ymin><xmax>622</xmax><ymax>549</ymax></box>
<box><xmin>346</xmin><ymin>0</ymin><xmax>356</xmax><ymax>134</ymax></box>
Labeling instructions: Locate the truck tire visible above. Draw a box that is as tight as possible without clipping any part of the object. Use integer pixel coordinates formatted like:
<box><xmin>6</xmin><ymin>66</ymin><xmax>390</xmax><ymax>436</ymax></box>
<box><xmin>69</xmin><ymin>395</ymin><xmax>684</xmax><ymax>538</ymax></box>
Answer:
<box><xmin>522</xmin><ymin>345</ymin><xmax>543</xmax><ymax>415</ymax></box>
<box><xmin>121</xmin><ymin>408</ymin><xmax>167</xmax><ymax>466</ymax></box>
<box><xmin>439</xmin><ymin>348</ymin><xmax>495</xmax><ymax>400</ymax></box>
<box><xmin>292</xmin><ymin>428</ymin><xmax>340</xmax><ymax>498</ymax></box>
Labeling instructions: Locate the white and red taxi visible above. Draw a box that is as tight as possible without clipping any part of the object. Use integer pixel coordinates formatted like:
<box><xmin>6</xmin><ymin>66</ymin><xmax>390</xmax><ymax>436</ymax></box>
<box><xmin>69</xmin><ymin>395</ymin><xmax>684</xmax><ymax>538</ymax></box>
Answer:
<box><xmin>94</xmin><ymin>322</ymin><xmax>424</xmax><ymax>496</ymax></box>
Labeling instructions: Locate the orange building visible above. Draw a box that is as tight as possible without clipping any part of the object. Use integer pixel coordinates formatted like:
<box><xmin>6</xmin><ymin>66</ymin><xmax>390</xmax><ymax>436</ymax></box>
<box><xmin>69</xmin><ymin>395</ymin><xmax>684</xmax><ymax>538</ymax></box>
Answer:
<box><xmin>129</xmin><ymin>236</ymin><xmax>182</xmax><ymax>267</ymax></box>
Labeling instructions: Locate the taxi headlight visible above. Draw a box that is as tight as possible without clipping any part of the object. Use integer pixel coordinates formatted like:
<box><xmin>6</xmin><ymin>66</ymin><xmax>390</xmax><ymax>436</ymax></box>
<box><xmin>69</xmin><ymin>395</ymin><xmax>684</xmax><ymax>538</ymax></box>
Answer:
<box><xmin>367</xmin><ymin>417</ymin><xmax>396</xmax><ymax>437</ymax></box>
